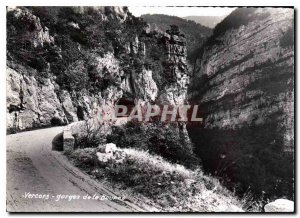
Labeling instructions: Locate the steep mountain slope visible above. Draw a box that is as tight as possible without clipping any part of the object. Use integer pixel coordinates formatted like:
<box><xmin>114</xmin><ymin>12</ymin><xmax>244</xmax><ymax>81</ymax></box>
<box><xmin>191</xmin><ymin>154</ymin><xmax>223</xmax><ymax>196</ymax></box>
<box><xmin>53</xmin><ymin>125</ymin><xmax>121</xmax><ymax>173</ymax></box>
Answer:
<box><xmin>6</xmin><ymin>7</ymin><xmax>189</xmax><ymax>132</ymax></box>
<box><xmin>6</xmin><ymin>7</ymin><xmax>249</xmax><ymax>212</ymax></box>
<box><xmin>183</xmin><ymin>16</ymin><xmax>226</xmax><ymax>28</ymax></box>
<box><xmin>141</xmin><ymin>14</ymin><xmax>212</xmax><ymax>61</ymax></box>
<box><xmin>188</xmin><ymin>8</ymin><xmax>294</xmax><ymax>200</ymax></box>
<box><xmin>6</xmin><ymin>6</ymin><xmax>295</xmax><ymax>208</ymax></box>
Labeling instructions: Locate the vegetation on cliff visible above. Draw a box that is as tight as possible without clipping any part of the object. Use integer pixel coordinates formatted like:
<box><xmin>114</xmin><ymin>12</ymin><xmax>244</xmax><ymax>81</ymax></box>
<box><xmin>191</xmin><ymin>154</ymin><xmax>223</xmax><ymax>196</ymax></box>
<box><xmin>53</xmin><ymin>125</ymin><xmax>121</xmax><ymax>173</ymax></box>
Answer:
<box><xmin>6</xmin><ymin>6</ymin><xmax>294</xmax><ymax>211</ymax></box>
<box><xmin>67</xmin><ymin>143</ymin><xmax>248</xmax><ymax>212</ymax></box>
<box><xmin>7</xmin><ymin>7</ymin><xmax>148</xmax><ymax>92</ymax></box>
<box><xmin>107</xmin><ymin>121</ymin><xmax>199</xmax><ymax>169</ymax></box>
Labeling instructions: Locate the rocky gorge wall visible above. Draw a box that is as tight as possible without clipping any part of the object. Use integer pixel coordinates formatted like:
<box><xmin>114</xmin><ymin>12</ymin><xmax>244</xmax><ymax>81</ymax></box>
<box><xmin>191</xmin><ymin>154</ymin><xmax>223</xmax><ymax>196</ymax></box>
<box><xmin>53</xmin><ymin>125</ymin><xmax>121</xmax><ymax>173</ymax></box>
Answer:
<box><xmin>187</xmin><ymin>8</ymin><xmax>294</xmax><ymax>199</ymax></box>
<box><xmin>6</xmin><ymin>6</ymin><xmax>190</xmax><ymax>132</ymax></box>
<box><xmin>6</xmin><ymin>6</ymin><xmax>294</xmax><ymax>201</ymax></box>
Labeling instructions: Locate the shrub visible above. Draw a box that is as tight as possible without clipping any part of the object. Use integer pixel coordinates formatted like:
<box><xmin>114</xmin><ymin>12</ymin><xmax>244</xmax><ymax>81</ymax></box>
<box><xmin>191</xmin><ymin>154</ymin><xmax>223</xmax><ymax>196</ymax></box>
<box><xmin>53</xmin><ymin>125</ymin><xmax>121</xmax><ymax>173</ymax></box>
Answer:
<box><xmin>7</xmin><ymin>127</ymin><xmax>18</xmax><ymax>135</ymax></box>
<box><xmin>70</xmin><ymin>30</ymin><xmax>88</xmax><ymax>45</ymax></box>
<box><xmin>69</xmin><ymin>148</ymin><xmax>96</xmax><ymax>168</ymax></box>
<box><xmin>58</xmin><ymin>7</ymin><xmax>82</xmax><ymax>23</ymax></box>
<box><xmin>107</xmin><ymin>121</ymin><xmax>200</xmax><ymax>169</ymax></box>
<box><xmin>74</xmin><ymin>121</ymin><xmax>106</xmax><ymax>149</ymax></box>
<box><xmin>59</xmin><ymin>60</ymin><xmax>89</xmax><ymax>91</ymax></box>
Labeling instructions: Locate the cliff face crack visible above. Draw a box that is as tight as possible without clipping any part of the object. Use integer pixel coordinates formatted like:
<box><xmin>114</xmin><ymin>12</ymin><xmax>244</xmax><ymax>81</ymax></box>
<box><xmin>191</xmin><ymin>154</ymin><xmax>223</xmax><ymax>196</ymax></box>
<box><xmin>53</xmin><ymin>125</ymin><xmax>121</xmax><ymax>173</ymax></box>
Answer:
<box><xmin>187</xmin><ymin>8</ymin><xmax>294</xmax><ymax>201</ymax></box>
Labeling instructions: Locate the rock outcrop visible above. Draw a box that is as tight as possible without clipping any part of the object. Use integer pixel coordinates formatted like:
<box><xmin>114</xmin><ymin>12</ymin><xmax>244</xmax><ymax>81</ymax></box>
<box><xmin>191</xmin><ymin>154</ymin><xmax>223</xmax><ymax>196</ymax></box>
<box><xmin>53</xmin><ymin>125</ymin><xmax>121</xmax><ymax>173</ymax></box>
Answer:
<box><xmin>189</xmin><ymin>8</ymin><xmax>294</xmax><ymax>151</ymax></box>
<box><xmin>7</xmin><ymin>66</ymin><xmax>66</xmax><ymax>130</ymax></box>
<box><xmin>7</xmin><ymin>6</ymin><xmax>54</xmax><ymax>48</ymax></box>
<box><xmin>187</xmin><ymin>8</ymin><xmax>294</xmax><ymax>199</ymax></box>
<box><xmin>6</xmin><ymin>7</ymin><xmax>189</xmax><ymax>132</ymax></box>
<box><xmin>141</xmin><ymin>14</ymin><xmax>212</xmax><ymax>62</ymax></box>
<box><xmin>264</xmin><ymin>199</ymin><xmax>294</xmax><ymax>212</ymax></box>
<box><xmin>157</xmin><ymin>25</ymin><xmax>189</xmax><ymax>106</ymax></box>
<box><xmin>6</xmin><ymin>6</ymin><xmax>133</xmax><ymax>131</ymax></box>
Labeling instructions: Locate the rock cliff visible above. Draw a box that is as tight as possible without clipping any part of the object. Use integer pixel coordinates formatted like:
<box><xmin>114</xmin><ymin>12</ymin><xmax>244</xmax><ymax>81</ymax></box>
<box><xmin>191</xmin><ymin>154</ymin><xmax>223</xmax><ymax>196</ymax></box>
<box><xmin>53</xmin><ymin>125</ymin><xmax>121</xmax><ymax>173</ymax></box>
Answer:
<box><xmin>6</xmin><ymin>6</ymin><xmax>294</xmax><ymax>202</ymax></box>
<box><xmin>6</xmin><ymin>6</ymin><xmax>189</xmax><ymax>132</ymax></box>
<box><xmin>187</xmin><ymin>8</ymin><xmax>294</xmax><ymax>199</ymax></box>
<box><xmin>141</xmin><ymin>14</ymin><xmax>212</xmax><ymax>62</ymax></box>
<box><xmin>157</xmin><ymin>25</ymin><xmax>189</xmax><ymax>106</ymax></box>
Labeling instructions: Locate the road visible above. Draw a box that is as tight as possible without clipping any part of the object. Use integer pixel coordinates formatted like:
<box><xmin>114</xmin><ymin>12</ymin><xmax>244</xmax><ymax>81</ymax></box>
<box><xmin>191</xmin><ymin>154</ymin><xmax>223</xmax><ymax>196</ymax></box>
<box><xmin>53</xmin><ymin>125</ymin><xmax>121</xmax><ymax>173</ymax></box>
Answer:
<box><xmin>6</xmin><ymin>127</ymin><xmax>146</xmax><ymax>212</ymax></box>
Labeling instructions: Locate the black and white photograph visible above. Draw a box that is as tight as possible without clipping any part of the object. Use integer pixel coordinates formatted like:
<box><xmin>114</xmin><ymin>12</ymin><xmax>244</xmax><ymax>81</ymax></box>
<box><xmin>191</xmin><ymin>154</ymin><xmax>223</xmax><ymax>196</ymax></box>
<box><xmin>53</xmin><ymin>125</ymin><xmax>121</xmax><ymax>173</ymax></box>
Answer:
<box><xmin>5</xmin><ymin>4</ymin><xmax>295</xmax><ymax>213</ymax></box>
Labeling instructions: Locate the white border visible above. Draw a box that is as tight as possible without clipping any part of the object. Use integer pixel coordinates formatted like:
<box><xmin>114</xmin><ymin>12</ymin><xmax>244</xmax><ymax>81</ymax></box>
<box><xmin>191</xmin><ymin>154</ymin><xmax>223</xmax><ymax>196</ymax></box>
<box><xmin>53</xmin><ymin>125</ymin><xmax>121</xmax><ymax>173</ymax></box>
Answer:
<box><xmin>0</xmin><ymin>1</ymin><xmax>298</xmax><ymax>217</ymax></box>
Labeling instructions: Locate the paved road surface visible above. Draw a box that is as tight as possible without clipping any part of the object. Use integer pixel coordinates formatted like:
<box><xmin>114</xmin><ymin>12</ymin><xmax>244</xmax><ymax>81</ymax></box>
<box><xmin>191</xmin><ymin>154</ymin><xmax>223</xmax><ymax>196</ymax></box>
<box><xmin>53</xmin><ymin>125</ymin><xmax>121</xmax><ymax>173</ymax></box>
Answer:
<box><xmin>6</xmin><ymin>127</ymin><xmax>146</xmax><ymax>212</ymax></box>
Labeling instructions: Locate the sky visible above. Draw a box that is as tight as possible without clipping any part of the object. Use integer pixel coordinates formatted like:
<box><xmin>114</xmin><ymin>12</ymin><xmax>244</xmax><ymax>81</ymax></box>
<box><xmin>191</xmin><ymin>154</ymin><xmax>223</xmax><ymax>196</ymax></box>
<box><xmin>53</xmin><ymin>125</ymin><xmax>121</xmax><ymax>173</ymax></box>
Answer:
<box><xmin>128</xmin><ymin>6</ymin><xmax>235</xmax><ymax>17</ymax></box>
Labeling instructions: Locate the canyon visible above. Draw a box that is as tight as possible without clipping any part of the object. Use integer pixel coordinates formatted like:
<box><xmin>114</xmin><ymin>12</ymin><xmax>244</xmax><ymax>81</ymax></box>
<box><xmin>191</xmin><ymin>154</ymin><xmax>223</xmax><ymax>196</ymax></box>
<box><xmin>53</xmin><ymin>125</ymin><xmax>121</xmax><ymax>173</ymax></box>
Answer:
<box><xmin>6</xmin><ymin>6</ymin><xmax>192</xmax><ymax>132</ymax></box>
<box><xmin>188</xmin><ymin>8</ymin><xmax>294</xmax><ymax>199</ymax></box>
<box><xmin>6</xmin><ymin>6</ymin><xmax>294</xmax><ymax>203</ymax></box>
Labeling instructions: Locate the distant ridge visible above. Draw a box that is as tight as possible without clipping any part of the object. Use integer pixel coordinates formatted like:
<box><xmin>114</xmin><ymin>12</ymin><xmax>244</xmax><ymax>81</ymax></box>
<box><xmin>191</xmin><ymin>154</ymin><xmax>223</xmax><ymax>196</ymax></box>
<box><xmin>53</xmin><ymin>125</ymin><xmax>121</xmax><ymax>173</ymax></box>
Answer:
<box><xmin>182</xmin><ymin>16</ymin><xmax>226</xmax><ymax>28</ymax></box>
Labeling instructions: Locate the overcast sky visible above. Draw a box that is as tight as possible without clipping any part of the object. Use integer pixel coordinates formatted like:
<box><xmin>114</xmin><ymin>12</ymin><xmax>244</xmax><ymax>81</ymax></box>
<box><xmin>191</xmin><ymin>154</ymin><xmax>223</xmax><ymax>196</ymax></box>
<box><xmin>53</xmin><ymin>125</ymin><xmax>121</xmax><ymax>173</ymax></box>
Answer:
<box><xmin>128</xmin><ymin>6</ymin><xmax>235</xmax><ymax>17</ymax></box>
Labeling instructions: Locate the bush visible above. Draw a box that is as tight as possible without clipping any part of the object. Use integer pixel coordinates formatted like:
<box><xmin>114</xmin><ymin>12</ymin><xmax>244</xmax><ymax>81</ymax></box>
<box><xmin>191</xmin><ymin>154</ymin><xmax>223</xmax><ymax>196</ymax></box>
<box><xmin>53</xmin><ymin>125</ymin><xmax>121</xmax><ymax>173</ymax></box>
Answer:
<box><xmin>107</xmin><ymin>121</ymin><xmax>200</xmax><ymax>169</ymax></box>
<box><xmin>74</xmin><ymin>121</ymin><xmax>106</xmax><ymax>149</ymax></box>
<box><xmin>7</xmin><ymin>127</ymin><xmax>18</xmax><ymax>135</ymax></box>
<box><xmin>58</xmin><ymin>60</ymin><xmax>89</xmax><ymax>91</ymax></box>
<box><xmin>69</xmin><ymin>148</ymin><xmax>96</xmax><ymax>168</ymax></box>
<box><xmin>70</xmin><ymin>30</ymin><xmax>88</xmax><ymax>45</ymax></box>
